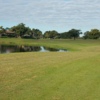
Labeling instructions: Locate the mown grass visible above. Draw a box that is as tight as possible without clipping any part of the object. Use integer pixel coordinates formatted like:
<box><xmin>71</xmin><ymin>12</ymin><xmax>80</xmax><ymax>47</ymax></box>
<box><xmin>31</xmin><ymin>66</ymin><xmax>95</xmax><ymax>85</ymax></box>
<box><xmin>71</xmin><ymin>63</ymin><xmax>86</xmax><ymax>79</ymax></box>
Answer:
<box><xmin>0</xmin><ymin>38</ymin><xmax>100</xmax><ymax>100</ymax></box>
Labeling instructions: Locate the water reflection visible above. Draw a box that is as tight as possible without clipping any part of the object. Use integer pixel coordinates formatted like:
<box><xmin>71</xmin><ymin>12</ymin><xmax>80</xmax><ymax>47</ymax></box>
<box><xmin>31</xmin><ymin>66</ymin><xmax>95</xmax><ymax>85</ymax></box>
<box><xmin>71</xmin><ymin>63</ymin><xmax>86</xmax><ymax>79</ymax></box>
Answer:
<box><xmin>43</xmin><ymin>47</ymin><xmax>59</xmax><ymax>51</ymax></box>
<box><xmin>0</xmin><ymin>44</ymin><xmax>67</xmax><ymax>54</ymax></box>
<box><xmin>19</xmin><ymin>45</ymin><xmax>41</xmax><ymax>52</ymax></box>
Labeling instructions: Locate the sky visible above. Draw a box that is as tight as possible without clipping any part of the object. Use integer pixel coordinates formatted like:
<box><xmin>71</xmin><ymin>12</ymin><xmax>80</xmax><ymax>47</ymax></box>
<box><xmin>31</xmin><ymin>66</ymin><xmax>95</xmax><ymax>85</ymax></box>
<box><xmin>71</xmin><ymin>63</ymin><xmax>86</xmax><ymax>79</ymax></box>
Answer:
<box><xmin>0</xmin><ymin>0</ymin><xmax>100</xmax><ymax>33</ymax></box>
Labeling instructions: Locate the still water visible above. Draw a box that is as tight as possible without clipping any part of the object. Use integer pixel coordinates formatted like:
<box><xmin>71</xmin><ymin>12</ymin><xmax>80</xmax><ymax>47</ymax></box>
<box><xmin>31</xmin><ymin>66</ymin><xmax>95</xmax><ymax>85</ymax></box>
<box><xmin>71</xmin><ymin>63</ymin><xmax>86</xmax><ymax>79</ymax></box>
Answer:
<box><xmin>0</xmin><ymin>45</ymin><xmax>67</xmax><ymax>54</ymax></box>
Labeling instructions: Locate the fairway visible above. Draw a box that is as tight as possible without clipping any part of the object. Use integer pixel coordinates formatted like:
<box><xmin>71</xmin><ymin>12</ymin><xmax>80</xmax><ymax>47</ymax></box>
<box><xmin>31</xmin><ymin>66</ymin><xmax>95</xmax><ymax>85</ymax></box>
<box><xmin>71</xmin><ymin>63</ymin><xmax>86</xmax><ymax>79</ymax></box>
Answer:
<box><xmin>0</xmin><ymin>39</ymin><xmax>100</xmax><ymax>100</ymax></box>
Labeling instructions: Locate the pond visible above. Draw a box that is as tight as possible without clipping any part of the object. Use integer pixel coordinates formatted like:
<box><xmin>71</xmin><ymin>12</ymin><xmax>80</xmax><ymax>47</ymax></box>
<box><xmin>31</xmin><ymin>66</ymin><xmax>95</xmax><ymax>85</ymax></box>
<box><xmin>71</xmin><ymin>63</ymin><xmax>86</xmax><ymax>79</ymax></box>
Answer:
<box><xmin>0</xmin><ymin>44</ymin><xmax>67</xmax><ymax>54</ymax></box>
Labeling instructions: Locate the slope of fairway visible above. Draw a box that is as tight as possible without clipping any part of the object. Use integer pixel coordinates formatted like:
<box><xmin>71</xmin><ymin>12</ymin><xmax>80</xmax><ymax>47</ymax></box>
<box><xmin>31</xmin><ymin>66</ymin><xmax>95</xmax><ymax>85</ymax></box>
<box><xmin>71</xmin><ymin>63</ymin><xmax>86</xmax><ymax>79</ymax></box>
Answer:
<box><xmin>0</xmin><ymin>39</ymin><xmax>100</xmax><ymax>100</ymax></box>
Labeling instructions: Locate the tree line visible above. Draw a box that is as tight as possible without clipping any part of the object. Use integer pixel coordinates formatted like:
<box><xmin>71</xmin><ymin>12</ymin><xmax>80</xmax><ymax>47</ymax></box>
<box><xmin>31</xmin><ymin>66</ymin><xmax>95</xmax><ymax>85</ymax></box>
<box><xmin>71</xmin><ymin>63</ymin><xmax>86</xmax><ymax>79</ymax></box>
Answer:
<box><xmin>0</xmin><ymin>23</ymin><xmax>100</xmax><ymax>39</ymax></box>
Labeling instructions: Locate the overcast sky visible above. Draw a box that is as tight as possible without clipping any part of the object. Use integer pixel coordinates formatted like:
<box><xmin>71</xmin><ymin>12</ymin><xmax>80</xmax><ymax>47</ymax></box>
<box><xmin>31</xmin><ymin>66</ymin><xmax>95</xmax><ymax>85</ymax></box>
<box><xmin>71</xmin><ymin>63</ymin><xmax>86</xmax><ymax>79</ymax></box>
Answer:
<box><xmin>0</xmin><ymin>0</ymin><xmax>100</xmax><ymax>33</ymax></box>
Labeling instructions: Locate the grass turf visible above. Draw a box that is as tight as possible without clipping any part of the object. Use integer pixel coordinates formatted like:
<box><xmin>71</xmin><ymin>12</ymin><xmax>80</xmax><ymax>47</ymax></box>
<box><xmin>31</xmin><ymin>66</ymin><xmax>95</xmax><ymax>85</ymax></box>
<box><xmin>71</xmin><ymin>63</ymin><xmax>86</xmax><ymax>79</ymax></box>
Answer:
<box><xmin>0</xmin><ymin>38</ymin><xmax>100</xmax><ymax>100</ymax></box>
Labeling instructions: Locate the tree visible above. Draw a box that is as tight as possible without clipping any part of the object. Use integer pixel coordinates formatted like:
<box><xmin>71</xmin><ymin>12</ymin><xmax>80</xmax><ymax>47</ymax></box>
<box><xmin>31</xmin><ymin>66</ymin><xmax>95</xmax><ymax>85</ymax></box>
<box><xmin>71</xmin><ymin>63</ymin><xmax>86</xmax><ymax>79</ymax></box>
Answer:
<box><xmin>83</xmin><ymin>31</ymin><xmax>90</xmax><ymax>39</ymax></box>
<box><xmin>31</xmin><ymin>28</ymin><xmax>42</xmax><ymax>39</ymax></box>
<box><xmin>11</xmin><ymin>23</ymin><xmax>31</xmax><ymax>38</ymax></box>
<box><xmin>67</xmin><ymin>29</ymin><xmax>82</xmax><ymax>40</ymax></box>
<box><xmin>84</xmin><ymin>29</ymin><xmax>100</xmax><ymax>39</ymax></box>
<box><xmin>60</xmin><ymin>32</ymin><xmax>72</xmax><ymax>39</ymax></box>
<box><xmin>17</xmin><ymin>23</ymin><xmax>26</xmax><ymax>37</ymax></box>
<box><xmin>10</xmin><ymin>26</ymin><xmax>19</xmax><ymax>37</ymax></box>
<box><xmin>0</xmin><ymin>26</ymin><xmax>5</xmax><ymax>37</ymax></box>
<box><xmin>43</xmin><ymin>31</ymin><xmax>50</xmax><ymax>38</ymax></box>
<box><xmin>91</xmin><ymin>29</ymin><xmax>100</xmax><ymax>39</ymax></box>
<box><xmin>44</xmin><ymin>30</ymin><xmax>59</xmax><ymax>39</ymax></box>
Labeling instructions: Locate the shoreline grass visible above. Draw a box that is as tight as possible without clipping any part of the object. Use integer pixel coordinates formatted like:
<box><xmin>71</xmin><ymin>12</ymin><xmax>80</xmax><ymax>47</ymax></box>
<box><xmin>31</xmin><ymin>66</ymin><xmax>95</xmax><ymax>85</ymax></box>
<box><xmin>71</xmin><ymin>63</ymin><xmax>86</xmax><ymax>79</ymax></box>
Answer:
<box><xmin>0</xmin><ymin>38</ymin><xmax>100</xmax><ymax>51</ymax></box>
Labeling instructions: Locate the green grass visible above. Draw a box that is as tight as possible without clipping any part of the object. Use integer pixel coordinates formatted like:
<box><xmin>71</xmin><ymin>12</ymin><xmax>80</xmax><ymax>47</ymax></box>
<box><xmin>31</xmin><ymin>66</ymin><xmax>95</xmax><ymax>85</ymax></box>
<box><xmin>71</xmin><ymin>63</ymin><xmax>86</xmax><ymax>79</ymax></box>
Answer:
<box><xmin>0</xmin><ymin>38</ymin><xmax>100</xmax><ymax>100</ymax></box>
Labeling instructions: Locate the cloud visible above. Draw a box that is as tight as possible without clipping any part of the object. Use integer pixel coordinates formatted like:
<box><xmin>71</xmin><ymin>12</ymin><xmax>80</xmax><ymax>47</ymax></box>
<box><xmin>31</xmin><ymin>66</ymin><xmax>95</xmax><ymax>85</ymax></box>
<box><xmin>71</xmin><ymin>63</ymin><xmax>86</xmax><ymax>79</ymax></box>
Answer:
<box><xmin>0</xmin><ymin>0</ymin><xmax>100</xmax><ymax>32</ymax></box>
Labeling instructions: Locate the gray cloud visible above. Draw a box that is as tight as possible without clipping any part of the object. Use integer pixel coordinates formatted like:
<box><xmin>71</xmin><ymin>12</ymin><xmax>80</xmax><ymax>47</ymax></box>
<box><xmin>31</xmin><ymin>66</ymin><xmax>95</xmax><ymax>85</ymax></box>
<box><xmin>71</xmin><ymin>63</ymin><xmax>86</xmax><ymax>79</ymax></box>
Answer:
<box><xmin>0</xmin><ymin>0</ymin><xmax>100</xmax><ymax>32</ymax></box>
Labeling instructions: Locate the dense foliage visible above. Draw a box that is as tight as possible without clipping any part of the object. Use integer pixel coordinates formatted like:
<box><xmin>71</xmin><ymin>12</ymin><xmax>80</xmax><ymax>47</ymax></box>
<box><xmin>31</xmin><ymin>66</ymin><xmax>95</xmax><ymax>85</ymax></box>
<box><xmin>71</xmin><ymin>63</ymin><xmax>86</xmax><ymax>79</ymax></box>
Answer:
<box><xmin>60</xmin><ymin>29</ymin><xmax>82</xmax><ymax>40</ymax></box>
<box><xmin>0</xmin><ymin>23</ymin><xmax>100</xmax><ymax>39</ymax></box>
<box><xmin>44</xmin><ymin>30</ymin><xmax>59</xmax><ymax>39</ymax></box>
<box><xmin>84</xmin><ymin>29</ymin><xmax>100</xmax><ymax>39</ymax></box>
<box><xmin>0</xmin><ymin>26</ymin><xmax>5</xmax><ymax>37</ymax></box>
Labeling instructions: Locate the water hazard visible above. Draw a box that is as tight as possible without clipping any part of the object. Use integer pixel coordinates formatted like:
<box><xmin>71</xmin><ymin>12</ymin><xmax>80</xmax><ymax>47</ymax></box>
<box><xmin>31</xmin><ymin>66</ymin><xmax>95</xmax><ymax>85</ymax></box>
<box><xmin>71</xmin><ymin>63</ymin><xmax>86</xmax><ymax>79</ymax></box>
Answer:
<box><xmin>0</xmin><ymin>44</ymin><xmax>67</xmax><ymax>54</ymax></box>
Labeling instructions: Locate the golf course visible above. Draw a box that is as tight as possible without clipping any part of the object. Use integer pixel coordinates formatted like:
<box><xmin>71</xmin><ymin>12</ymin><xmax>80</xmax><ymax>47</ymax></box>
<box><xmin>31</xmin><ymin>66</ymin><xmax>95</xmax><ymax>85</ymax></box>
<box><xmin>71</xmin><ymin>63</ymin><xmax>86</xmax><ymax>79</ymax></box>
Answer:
<box><xmin>0</xmin><ymin>38</ymin><xmax>100</xmax><ymax>100</ymax></box>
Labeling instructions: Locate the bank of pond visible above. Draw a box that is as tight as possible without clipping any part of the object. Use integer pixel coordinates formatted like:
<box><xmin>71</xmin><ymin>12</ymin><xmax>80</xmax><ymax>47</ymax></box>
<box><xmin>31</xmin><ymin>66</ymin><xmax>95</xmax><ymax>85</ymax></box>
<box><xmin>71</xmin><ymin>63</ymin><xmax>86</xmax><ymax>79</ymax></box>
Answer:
<box><xmin>0</xmin><ymin>44</ymin><xmax>67</xmax><ymax>54</ymax></box>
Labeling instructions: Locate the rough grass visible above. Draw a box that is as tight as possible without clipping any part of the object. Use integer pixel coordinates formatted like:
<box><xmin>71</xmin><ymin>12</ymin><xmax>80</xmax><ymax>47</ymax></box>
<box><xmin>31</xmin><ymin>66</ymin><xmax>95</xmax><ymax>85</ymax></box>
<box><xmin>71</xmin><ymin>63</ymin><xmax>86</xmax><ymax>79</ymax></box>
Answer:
<box><xmin>0</xmin><ymin>38</ymin><xmax>100</xmax><ymax>100</ymax></box>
